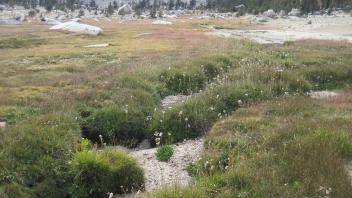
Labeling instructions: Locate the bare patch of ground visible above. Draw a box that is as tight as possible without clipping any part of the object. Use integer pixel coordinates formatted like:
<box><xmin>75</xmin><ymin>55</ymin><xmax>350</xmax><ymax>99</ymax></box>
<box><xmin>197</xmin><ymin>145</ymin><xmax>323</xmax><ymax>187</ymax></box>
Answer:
<box><xmin>131</xmin><ymin>138</ymin><xmax>204</xmax><ymax>191</ymax></box>
<box><xmin>161</xmin><ymin>95</ymin><xmax>192</xmax><ymax>109</ymax></box>
<box><xmin>208</xmin><ymin>14</ymin><xmax>352</xmax><ymax>44</ymax></box>
<box><xmin>109</xmin><ymin>139</ymin><xmax>204</xmax><ymax>192</ymax></box>
<box><xmin>309</xmin><ymin>91</ymin><xmax>338</xmax><ymax>99</ymax></box>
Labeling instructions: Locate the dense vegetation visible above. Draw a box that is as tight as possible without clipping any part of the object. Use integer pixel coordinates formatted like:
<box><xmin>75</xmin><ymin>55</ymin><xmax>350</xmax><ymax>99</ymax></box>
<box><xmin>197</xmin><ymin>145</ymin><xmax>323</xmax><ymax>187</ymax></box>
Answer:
<box><xmin>153</xmin><ymin>91</ymin><xmax>352</xmax><ymax>197</ymax></box>
<box><xmin>0</xmin><ymin>18</ymin><xmax>352</xmax><ymax>197</ymax></box>
<box><xmin>71</xmin><ymin>149</ymin><xmax>144</xmax><ymax>197</ymax></box>
<box><xmin>156</xmin><ymin>145</ymin><xmax>174</xmax><ymax>161</ymax></box>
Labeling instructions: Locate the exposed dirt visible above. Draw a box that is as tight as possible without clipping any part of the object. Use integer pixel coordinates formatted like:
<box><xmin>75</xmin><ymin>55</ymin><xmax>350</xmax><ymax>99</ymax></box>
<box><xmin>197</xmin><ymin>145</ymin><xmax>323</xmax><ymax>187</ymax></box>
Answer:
<box><xmin>208</xmin><ymin>14</ymin><xmax>352</xmax><ymax>44</ymax></box>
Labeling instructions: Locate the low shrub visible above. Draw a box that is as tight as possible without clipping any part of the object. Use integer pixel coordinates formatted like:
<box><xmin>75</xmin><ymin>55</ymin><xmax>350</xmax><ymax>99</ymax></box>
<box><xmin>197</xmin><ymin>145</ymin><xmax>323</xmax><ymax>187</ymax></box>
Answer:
<box><xmin>0</xmin><ymin>113</ymin><xmax>81</xmax><ymax>197</ymax></box>
<box><xmin>70</xmin><ymin>150</ymin><xmax>144</xmax><ymax>197</ymax></box>
<box><xmin>160</xmin><ymin>68</ymin><xmax>206</xmax><ymax>95</ymax></box>
<box><xmin>156</xmin><ymin>145</ymin><xmax>174</xmax><ymax>161</ymax></box>
<box><xmin>151</xmin><ymin>85</ymin><xmax>270</xmax><ymax>144</ymax></box>
<box><xmin>159</xmin><ymin>55</ymin><xmax>234</xmax><ymax>96</ymax></box>
<box><xmin>82</xmin><ymin>105</ymin><xmax>149</xmax><ymax>148</ymax></box>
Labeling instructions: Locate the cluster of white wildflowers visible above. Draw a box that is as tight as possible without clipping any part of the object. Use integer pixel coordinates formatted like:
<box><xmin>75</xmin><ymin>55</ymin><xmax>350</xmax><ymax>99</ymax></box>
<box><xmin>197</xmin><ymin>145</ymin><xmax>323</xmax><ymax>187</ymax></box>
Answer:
<box><xmin>318</xmin><ymin>186</ymin><xmax>332</xmax><ymax>197</ymax></box>
<box><xmin>98</xmin><ymin>134</ymin><xmax>107</xmax><ymax>147</ymax></box>
<box><xmin>123</xmin><ymin>104</ymin><xmax>128</xmax><ymax>114</ymax></box>
<box><xmin>154</xmin><ymin>131</ymin><xmax>163</xmax><ymax>146</ymax></box>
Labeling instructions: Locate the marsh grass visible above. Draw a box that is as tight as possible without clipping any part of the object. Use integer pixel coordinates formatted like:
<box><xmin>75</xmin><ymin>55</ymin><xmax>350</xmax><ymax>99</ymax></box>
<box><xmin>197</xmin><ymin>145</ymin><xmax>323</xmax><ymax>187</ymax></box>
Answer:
<box><xmin>1</xmin><ymin>20</ymin><xmax>352</xmax><ymax>197</ymax></box>
<box><xmin>0</xmin><ymin>38</ymin><xmax>45</xmax><ymax>49</ymax></box>
<box><xmin>153</xmin><ymin>93</ymin><xmax>352</xmax><ymax>197</ymax></box>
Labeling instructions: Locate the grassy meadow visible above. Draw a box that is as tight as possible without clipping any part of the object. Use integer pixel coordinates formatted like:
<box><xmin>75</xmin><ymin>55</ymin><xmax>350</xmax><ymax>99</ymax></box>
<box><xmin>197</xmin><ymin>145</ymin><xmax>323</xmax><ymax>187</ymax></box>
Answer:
<box><xmin>0</xmin><ymin>17</ymin><xmax>352</xmax><ymax>197</ymax></box>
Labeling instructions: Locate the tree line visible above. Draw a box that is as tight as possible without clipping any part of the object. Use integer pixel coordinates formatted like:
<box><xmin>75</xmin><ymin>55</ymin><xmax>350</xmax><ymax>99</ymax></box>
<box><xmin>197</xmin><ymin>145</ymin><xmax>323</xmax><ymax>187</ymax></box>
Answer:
<box><xmin>0</xmin><ymin>0</ymin><xmax>351</xmax><ymax>13</ymax></box>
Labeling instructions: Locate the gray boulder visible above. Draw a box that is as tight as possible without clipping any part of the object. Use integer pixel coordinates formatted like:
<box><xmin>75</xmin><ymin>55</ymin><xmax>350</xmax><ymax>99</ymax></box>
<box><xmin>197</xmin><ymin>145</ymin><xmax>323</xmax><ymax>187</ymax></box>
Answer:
<box><xmin>235</xmin><ymin>4</ymin><xmax>245</xmax><ymax>11</ymax></box>
<box><xmin>0</xmin><ymin>19</ymin><xmax>20</xmax><ymax>25</ymax></box>
<box><xmin>288</xmin><ymin>8</ymin><xmax>301</xmax><ymax>16</ymax></box>
<box><xmin>234</xmin><ymin>4</ymin><xmax>246</xmax><ymax>16</ymax></box>
<box><xmin>278</xmin><ymin>10</ymin><xmax>287</xmax><ymax>17</ymax></box>
<box><xmin>263</xmin><ymin>9</ymin><xmax>276</xmax><ymax>18</ymax></box>
<box><xmin>117</xmin><ymin>4</ymin><xmax>132</xmax><ymax>15</ymax></box>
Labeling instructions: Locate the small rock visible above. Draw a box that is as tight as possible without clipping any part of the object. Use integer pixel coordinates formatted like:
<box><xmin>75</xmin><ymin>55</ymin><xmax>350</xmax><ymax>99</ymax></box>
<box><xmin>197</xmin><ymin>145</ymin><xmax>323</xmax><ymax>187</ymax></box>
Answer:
<box><xmin>152</xmin><ymin>20</ymin><xmax>173</xmax><ymax>25</ymax></box>
<box><xmin>0</xmin><ymin>121</ymin><xmax>6</xmax><ymax>128</ymax></box>
<box><xmin>83</xmin><ymin>43</ymin><xmax>109</xmax><ymax>48</ymax></box>
<box><xmin>263</xmin><ymin>9</ymin><xmax>276</xmax><ymax>18</ymax></box>
<box><xmin>137</xmin><ymin>139</ymin><xmax>151</xmax><ymax>150</ymax></box>
<box><xmin>278</xmin><ymin>10</ymin><xmax>287</xmax><ymax>17</ymax></box>
<box><xmin>309</xmin><ymin>91</ymin><xmax>338</xmax><ymax>99</ymax></box>
<box><xmin>289</xmin><ymin>8</ymin><xmax>301</xmax><ymax>17</ymax></box>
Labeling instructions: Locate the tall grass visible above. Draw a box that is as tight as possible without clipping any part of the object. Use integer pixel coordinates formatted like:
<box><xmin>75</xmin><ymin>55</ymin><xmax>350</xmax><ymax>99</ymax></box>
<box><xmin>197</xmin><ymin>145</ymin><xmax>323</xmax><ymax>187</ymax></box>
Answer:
<box><xmin>152</xmin><ymin>93</ymin><xmax>352</xmax><ymax>197</ymax></box>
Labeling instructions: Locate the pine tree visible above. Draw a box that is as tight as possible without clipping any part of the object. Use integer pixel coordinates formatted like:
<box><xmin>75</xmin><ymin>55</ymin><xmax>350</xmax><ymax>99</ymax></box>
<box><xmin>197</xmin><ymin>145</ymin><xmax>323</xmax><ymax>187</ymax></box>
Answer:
<box><xmin>89</xmin><ymin>0</ymin><xmax>97</xmax><ymax>9</ymax></box>
<box><xmin>106</xmin><ymin>2</ymin><xmax>114</xmax><ymax>16</ymax></box>
<box><xmin>190</xmin><ymin>0</ymin><xmax>196</xmax><ymax>9</ymax></box>
<box><xmin>150</xmin><ymin>0</ymin><xmax>157</xmax><ymax>18</ymax></box>
<box><xmin>175</xmin><ymin>0</ymin><xmax>181</xmax><ymax>10</ymax></box>
<box><xmin>113</xmin><ymin>1</ymin><xmax>118</xmax><ymax>9</ymax></box>
<box><xmin>168</xmin><ymin>0</ymin><xmax>174</xmax><ymax>10</ymax></box>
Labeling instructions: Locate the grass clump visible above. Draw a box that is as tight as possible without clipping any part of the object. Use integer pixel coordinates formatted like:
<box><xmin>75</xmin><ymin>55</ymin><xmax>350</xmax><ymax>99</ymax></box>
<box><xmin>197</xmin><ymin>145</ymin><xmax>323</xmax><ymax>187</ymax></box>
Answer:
<box><xmin>0</xmin><ymin>112</ymin><xmax>81</xmax><ymax>198</ymax></box>
<box><xmin>70</xmin><ymin>150</ymin><xmax>144</xmax><ymax>197</ymax></box>
<box><xmin>81</xmin><ymin>105</ymin><xmax>149</xmax><ymax>148</ymax></box>
<box><xmin>154</xmin><ymin>92</ymin><xmax>352</xmax><ymax>197</ymax></box>
<box><xmin>160</xmin><ymin>68</ymin><xmax>206</xmax><ymax>95</ymax></box>
<box><xmin>156</xmin><ymin>145</ymin><xmax>174</xmax><ymax>161</ymax></box>
<box><xmin>151</xmin><ymin>85</ymin><xmax>270</xmax><ymax>144</ymax></box>
<box><xmin>159</xmin><ymin>55</ymin><xmax>234</xmax><ymax>96</ymax></box>
<box><xmin>0</xmin><ymin>38</ymin><xmax>45</xmax><ymax>49</ymax></box>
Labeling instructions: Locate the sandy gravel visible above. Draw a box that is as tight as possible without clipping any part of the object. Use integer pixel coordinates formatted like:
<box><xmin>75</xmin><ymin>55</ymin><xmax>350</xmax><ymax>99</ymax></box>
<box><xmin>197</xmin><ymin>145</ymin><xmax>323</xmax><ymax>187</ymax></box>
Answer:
<box><xmin>161</xmin><ymin>95</ymin><xmax>192</xmax><ymax>109</ymax></box>
<box><xmin>209</xmin><ymin>14</ymin><xmax>352</xmax><ymax>44</ymax></box>
<box><xmin>130</xmin><ymin>138</ymin><xmax>204</xmax><ymax>191</ymax></box>
<box><xmin>309</xmin><ymin>91</ymin><xmax>338</xmax><ymax>99</ymax></box>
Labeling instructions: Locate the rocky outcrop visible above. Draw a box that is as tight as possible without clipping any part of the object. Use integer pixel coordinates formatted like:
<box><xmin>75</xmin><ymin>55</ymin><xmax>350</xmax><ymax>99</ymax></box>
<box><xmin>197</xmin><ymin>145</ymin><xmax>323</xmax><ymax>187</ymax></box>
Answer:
<box><xmin>289</xmin><ymin>8</ymin><xmax>301</xmax><ymax>16</ymax></box>
<box><xmin>263</xmin><ymin>9</ymin><xmax>277</xmax><ymax>18</ymax></box>
<box><xmin>117</xmin><ymin>4</ymin><xmax>133</xmax><ymax>15</ymax></box>
<box><xmin>50</xmin><ymin>21</ymin><xmax>103</xmax><ymax>35</ymax></box>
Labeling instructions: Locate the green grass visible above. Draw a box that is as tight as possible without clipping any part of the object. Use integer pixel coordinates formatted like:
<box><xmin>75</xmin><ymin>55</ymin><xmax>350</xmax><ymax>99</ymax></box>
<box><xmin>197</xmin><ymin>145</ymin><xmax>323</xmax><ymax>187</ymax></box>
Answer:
<box><xmin>70</xmin><ymin>150</ymin><xmax>144</xmax><ymax>197</ymax></box>
<box><xmin>0</xmin><ymin>38</ymin><xmax>45</xmax><ymax>49</ymax></box>
<box><xmin>1</xmin><ymin>21</ymin><xmax>352</xmax><ymax>197</ymax></box>
<box><xmin>156</xmin><ymin>145</ymin><xmax>174</xmax><ymax>161</ymax></box>
<box><xmin>152</xmin><ymin>91</ymin><xmax>352</xmax><ymax>197</ymax></box>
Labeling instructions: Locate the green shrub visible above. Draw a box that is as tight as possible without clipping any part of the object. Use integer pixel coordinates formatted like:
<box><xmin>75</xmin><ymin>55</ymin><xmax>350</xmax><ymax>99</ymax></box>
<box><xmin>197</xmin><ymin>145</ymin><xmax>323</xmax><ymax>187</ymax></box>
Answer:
<box><xmin>151</xmin><ymin>85</ymin><xmax>270</xmax><ymax>144</ymax></box>
<box><xmin>70</xmin><ymin>150</ymin><xmax>144</xmax><ymax>197</ymax></box>
<box><xmin>0</xmin><ymin>183</ymin><xmax>32</xmax><ymax>198</ymax></box>
<box><xmin>160</xmin><ymin>69</ymin><xmax>206</xmax><ymax>95</ymax></box>
<box><xmin>159</xmin><ymin>55</ymin><xmax>234</xmax><ymax>96</ymax></box>
<box><xmin>82</xmin><ymin>105</ymin><xmax>148</xmax><ymax>148</ymax></box>
<box><xmin>156</xmin><ymin>145</ymin><xmax>174</xmax><ymax>161</ymax></box>
<box><xmin>0</xmin><ymin>113</ymin><xmax>81</xmax><ymax>197</ymax></box>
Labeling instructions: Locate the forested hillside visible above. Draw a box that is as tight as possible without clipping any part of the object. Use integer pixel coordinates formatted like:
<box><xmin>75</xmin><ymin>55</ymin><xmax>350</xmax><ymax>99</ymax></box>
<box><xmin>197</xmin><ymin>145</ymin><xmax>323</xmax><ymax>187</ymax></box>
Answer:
<box><xmin>0</xmin><ymin>0</ymin><xmax>351</xmax><ymax>12</ymax></box>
